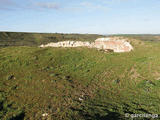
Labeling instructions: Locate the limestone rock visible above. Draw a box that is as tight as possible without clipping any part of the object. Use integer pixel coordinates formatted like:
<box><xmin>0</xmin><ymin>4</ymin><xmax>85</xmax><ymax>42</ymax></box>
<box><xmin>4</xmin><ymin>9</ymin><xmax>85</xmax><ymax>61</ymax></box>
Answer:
<box><xmin>40</xmin><ymin>41</ymin><xmax>91</xmax><ymax>48</ymax></box>
<box><xmin>40</xmin><ymin>37</ymin><xmax>133</xmax><ymax>53</ymax></box>
<box><xmin>94</xmin><ymin>37</ymin><xmax>133</xmax><ymax>52</ymax></box>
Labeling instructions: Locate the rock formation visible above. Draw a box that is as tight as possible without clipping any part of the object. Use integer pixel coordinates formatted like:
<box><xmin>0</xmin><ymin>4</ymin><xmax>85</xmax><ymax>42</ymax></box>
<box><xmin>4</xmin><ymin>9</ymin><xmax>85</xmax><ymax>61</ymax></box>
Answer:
<box><xmin>40</xmin><ymin>41</ymin><xmax>91</xmax><ymax>48</ymax></box>
<box><xmin>94</xmin><ymin>37</ymin><xmax>133</xmax><ymax>52</ymax></box>
<box><xmin>40</xmin><ymin>37</ymin><xmax>133</xmax><ymax>53</ymax></box>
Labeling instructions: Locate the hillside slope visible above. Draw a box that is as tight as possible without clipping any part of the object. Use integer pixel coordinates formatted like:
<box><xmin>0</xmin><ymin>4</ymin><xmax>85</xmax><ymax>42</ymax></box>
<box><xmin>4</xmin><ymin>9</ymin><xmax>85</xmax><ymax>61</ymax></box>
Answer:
<box><xmin>0</xmin><ymin>38</ymin><xmax>160</xmax><ymax>119</ymax></box>
<box><xmin>0</xmin><ymin>32</ymin><xmax>104</xmax><ymax>47</ymax></box>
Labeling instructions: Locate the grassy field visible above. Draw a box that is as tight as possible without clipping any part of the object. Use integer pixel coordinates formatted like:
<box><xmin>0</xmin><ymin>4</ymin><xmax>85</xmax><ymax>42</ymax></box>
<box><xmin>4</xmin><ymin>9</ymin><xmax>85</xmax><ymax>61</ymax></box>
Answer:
<box><xmin>1</xmin><ymin>34</ymin><xmax>160</xmax><ymax>119</ymax></box>
<box><xmin>0</xmin><ymin>32</ymin><xmax>104</xmax><ymax>47</ymax></box>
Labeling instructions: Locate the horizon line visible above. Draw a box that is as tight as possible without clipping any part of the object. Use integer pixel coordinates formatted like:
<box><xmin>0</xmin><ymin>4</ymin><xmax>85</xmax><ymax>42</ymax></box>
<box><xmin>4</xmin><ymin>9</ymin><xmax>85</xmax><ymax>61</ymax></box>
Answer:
<box><xmin>0</xmin><ymin>31</ymin><xmax>160</xmax><ymax>35</ymax></box>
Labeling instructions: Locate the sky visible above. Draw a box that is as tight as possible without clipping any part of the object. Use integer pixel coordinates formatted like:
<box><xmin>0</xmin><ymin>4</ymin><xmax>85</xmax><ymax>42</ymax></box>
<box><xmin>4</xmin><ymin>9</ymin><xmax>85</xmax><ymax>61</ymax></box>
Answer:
<box><xmin>0</xmin><ymin>0</ymin><xmax>160</xmax><ymax>34</ymax></box>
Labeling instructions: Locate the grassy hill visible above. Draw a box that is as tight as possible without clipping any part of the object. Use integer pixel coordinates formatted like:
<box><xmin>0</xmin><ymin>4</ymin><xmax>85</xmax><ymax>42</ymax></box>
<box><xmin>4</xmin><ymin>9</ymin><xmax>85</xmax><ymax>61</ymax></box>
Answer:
<box><xmin>0</xmin><ymin>32</ymin><xmax>104</xmax><ymax>47</ymax></box>
<box><xmin>111</xmin><ymin>34</ymin><xmax>160</xmax><ymax>42</ymax></box>
<box><xmin>0</xmin><ymin>34</ymin><xmax>160</xmax><ymax>119</ymax></box>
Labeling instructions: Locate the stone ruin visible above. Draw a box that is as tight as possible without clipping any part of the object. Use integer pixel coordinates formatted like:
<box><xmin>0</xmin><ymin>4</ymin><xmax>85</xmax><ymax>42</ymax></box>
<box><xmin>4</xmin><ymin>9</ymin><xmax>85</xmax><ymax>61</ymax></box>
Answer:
<box><xmin>40</xmin><ymin>37</ymin><xmax>133</xmax><ymax>53</ymax></box>
<box><xmin>40</xmin><ymin>41</ymin><xmax>91</xmax><ymax>48</ymax></box>
<box><xmin>94</xmin><ymin>37</ymin><xmax>133</xmax><ymax>52</ymax></box>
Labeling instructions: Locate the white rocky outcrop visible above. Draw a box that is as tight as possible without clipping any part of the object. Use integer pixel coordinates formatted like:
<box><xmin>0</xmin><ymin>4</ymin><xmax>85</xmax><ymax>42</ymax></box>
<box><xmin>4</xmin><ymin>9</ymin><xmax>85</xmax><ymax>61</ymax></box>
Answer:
<box><xmin>40</xmin><ymin>37</ymin><xmax>133</xmax><ymax>53</ymax></box>
<box><xmin>40</xmin><ymin>41</ymin><xmax>91</xmax><ymax>48</ymax></box>
<box><xmin>94</xmin><ymin>37</ymin><xmax>133</xmax><ymax>52</ymax></box>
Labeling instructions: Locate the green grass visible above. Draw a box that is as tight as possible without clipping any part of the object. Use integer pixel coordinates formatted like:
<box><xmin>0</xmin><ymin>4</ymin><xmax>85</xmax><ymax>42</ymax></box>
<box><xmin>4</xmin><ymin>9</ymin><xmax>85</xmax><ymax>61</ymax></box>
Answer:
<box><xmin>1</xmin><ymin>35</ymin><xmax>160</xmax><ymax>119</ymax></box>
<box><xmin>0</xmin><ymin>32</ymin><xmax>104</xmax><ymax>47</ymax></box>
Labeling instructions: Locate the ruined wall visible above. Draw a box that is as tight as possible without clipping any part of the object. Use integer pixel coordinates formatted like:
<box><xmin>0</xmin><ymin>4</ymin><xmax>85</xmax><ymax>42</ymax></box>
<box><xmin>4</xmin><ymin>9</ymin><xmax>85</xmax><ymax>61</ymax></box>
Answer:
<box><xmin>40</xmin><ymin>37</ymin><xmax>133</xmax><ymax>53</ymax></box>
<box><xmin>94</xmin><ymin>37</ymin><xmax>133</xmax><ymax>52</ymax></box>
<box><xmin>40</xmin><ymin>41</ymin><xmax>91</xmax><ymax>48</ymax></box>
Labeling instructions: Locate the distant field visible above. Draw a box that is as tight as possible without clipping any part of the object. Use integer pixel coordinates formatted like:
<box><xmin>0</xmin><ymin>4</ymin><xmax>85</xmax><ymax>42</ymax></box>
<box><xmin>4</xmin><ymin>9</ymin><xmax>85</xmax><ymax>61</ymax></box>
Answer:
<box><xmin>112</xmin><ymin>34</ymin><xmax>160</xmax><ymax>42</ymax></box>
<box><xmin>1</xmin><ymin>32</ymin><xmax>160</xmax><ymax>48</ymax></box>
<box><xmin>0</xmin><ymin>32</ymin><xmax>104</xmax><ymax>47</ymax></box>
<box><xmin>1</xmin><ymin>33</ymin><xmax>160</xmax><ymax>119</ymax></box>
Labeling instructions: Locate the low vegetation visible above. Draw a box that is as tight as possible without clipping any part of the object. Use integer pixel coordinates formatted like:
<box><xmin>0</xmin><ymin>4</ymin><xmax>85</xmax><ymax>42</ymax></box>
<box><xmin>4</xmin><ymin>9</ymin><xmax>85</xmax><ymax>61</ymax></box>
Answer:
<box><xmin>0</xmin><ymin>32</ymin><xmax>104</xmax><ymax>47</ymax></box>
<box><xmin>0</xmin><ymin>33</ymin><xmax>160</xmax><ymax>119</ymax></box>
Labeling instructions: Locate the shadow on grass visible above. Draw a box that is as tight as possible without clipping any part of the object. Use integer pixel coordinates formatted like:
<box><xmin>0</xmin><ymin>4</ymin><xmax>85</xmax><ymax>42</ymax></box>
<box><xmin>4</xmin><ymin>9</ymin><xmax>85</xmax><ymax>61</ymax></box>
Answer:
<box><xmin>10</xmin><ymin>112</ymin><xmax>25</xmax><ymax>120</ymax></box>
<box><xmin>71</xmin><ymin>107</ymin><xmax>125</xmax><ymax>120</ymax></box>
<box><xmin>94</xmin><ymin>111</ymin><xmax>124</xmax><ymax>120</ymax></box>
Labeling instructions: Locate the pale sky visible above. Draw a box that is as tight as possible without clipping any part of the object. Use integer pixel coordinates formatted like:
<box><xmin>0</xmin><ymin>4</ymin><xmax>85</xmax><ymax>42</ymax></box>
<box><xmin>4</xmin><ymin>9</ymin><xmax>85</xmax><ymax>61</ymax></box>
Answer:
<box><xmin>0</xmin><ymin>0</ymin><xmax>160</xmax><ymax>34</ymax></box>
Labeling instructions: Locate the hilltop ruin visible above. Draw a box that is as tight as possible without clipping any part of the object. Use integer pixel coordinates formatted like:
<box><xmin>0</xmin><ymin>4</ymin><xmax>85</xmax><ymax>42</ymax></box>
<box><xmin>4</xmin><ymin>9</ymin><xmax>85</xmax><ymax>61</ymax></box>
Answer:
<box><xmin>40</xmin><ymin>37</ymin><xmax>133</xmax><ymax>52</ymax></box>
